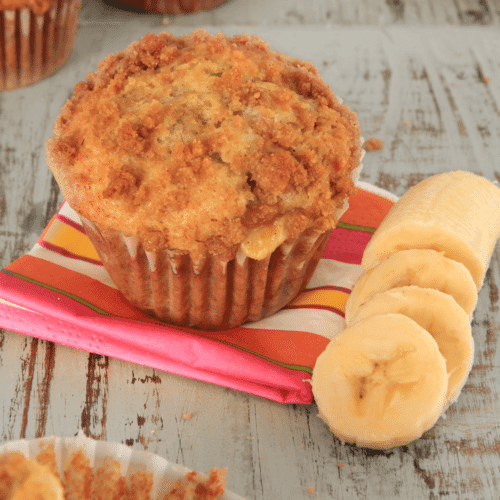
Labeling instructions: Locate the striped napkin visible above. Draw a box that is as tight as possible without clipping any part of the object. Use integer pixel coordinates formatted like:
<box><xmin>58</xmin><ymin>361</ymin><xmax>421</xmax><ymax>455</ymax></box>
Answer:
<box><xmin>0</xmin><ymin>182</ymin><xmax>396</xmax><ymax>404</ymax></box>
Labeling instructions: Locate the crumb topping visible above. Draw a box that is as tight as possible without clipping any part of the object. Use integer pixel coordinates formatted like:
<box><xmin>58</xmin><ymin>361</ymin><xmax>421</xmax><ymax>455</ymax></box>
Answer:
<box><xmin>0</xmin><ymin>452</ymin><xmax>64</xmax><ymax>500</ymax></box>
<box><xmin>46</xmin><ymin>29</ymin><xmax>362</xmax><ymax>260</ymax></box>
<box><xmin>363</xmin><ymin>137</ymin><xmax>384</xmax><ymax>152</ymax></box>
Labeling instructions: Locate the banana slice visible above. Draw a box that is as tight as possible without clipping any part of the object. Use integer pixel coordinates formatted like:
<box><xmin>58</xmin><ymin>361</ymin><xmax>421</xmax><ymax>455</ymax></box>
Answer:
<box><xmin>345</xmin><ymin>248</ymin><xmax>477</xmax><ymax>322</ymax></box>
<box><xmin>349</xmin><ymin>286</ymin><xmax>474</xmax><ymax>407</ymax></box>
<box><xmin>311</xmin><ymin>313</ymin><xmax>448</xmax><ymax>449</ymax></box>
<box><xmin>361</xmin><ymin>171</ymin><xmax>500</xmax><ymax>289</ymax></box>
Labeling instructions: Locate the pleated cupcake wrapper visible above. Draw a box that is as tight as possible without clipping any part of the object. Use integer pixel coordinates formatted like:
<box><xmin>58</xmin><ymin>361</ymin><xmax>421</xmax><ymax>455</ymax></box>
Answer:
<box><xmin>81</xmin><ymin>216</ymin><xmax>330</xmax><ymax>330</ymax></box>
<box><xmin>79</xmin><ymin>154</ymin><xmax>363</xmax><ymax>330</ymax></box>
<box><xmin>0</xmin><ymin>0</ymin><xmax>81</xmax><ymax>91</ymax></box>
<box><xmin>0</xmin><ymin>433</ymin><xmax>246</xmax><ymax>500</ymax></box>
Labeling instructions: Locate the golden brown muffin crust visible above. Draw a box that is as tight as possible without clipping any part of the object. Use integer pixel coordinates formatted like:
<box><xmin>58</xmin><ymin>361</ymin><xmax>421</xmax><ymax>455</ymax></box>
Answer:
<box><xmin>46</xmin><ymin>29</ymin><xmax>362</xmax><ymax>261</ymax></box>
<box><xmin>0</xmin><ymin>452</ymin><xmax>64</xmax><ymax>500</ymax></box>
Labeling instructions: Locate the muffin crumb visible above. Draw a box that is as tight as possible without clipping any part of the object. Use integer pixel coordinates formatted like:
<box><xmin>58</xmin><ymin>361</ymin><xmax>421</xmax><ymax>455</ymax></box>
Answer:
<box><xmin>364</xmin><ymin>138</ymin><xmax>384</xmax><ymax>152</ymax></box>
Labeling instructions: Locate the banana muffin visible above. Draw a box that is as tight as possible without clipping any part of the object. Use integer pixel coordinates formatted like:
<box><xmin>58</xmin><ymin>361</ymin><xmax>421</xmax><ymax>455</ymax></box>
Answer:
<box><xmin>0</xmin><ymin>0</ymin><xmax>81</xmax><ymax>91</ymax></box>
<box><xmin>0</xmin><ymin>452</ymin><xmax>64</xmax><ymax>500</ymax></box>
<box><xmin>45</xmin><ymin>29</ymin><xmax>363</xmax><ymax>330</ymax></box>
<box><xmin>105</xmin><ymin>0</ymin><xmax>228</xmax><ymax>15</ymax></box>
<box><xmin>0</xmin><ymin>448</ymin><xmax>226</xmax><ymax>499</ymax></box>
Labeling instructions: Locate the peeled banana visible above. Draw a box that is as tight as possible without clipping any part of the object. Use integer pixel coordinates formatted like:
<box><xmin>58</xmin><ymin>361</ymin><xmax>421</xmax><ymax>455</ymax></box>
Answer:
<box><xmin>312</xmin><ymin>171</ymin><xmax>500</xmax><ymax>449</ymax></box>
<box><xmin>345</xmin><ymin>248</ymin><xmax>478</xmax><ymax>323</ymax></box>
<box><xmin>361</xmin><ymin>171</ymin><xmax>500</xmax><ymax>289</ymax></box>
<box><xmin>311</xmin><ymin>313</ymin><xmax>448</xmax><ymax>449</ymax></box>
<box><xmin>348</xmin><ymin>286</ymin><xmax>474</xmax><ymax>407</ymax></box>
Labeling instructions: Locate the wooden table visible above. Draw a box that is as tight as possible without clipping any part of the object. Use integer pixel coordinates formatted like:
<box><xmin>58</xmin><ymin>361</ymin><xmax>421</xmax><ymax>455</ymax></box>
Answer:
<box><xmin>1</xmin><ymin>1</ymin><xmax>500</xmax><ymax>498</ymax></box>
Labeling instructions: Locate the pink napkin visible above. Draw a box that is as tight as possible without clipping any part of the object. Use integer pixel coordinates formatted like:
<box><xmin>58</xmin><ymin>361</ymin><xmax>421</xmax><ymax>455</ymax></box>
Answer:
<box><xmin>0</xmin><ymin>182</ymin><xmax>396</xmax><ymax>404</ymax></box>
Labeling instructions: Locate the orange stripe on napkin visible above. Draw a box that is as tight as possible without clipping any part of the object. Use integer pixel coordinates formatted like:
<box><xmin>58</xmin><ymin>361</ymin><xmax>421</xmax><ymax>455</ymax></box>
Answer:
<box><xmin>199</xmin><ymin>327</ymin><xmax>330</xmax><ymax>370</ymax></box>
<box><xmin>340</xmin><ymin>188</ymin><xmax>394</xmax><ymax>229</ymax></box>
<box><xmin>42</xmin><ymin>218</ymin><xmax>101</xmax><ymax>262</ymax></box>
<box><xmin>287</xmin><ymin>287</ymin><xmax>349</xmax><ymax>315</ymax></box>
<box><xmin>38</xmin><ymin>214</ymin><xmax>57</xmax><ymax>242</ymax></box>
<box><xmin>6</xmin><ymin>255</ymin><xmax>152</xmax><ymax>321</ymax></box>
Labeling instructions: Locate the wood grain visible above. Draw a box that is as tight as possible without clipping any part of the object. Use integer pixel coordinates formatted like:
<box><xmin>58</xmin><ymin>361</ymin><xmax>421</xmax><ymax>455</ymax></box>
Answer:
<box><xmin>78</xmin><ymin>0</ymin><xmax>500</xmax><ymax>27</ymax></box>
<box><xmin>0</xmin><ymin>14</ymin><xmax>500</xmax><ymax>500</ymax></box>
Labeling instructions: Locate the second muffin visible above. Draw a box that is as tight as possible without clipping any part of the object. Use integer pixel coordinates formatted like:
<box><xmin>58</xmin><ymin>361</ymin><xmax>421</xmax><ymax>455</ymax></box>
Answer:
<box><xmin>0</xmin><ymin>0</ymin><xmax>81</xmax><ymax>91</ymax></box>
<box><xmin>45</xmin><ymin>29</ymin><xmax>363</xmax><ymax>330</ymax></box>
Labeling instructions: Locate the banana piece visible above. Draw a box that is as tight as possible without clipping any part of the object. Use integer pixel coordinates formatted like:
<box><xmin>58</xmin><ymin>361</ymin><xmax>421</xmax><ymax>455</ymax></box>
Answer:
<box><xmin>344</xmin><ymin>248</ymin><xmax>477</xmax><ymax>323</ymax></box>
<box><xmin>361</xmin><ymin>171</ymin><xmax>500</xmax><ymax>289</ymax></box>
<box><xmin>311</xmin><ymin>313</ymin><xmax>448</xmax><ymax>449</ymax></box>
<box><xmin>348</xmin><ymin>286</ymin><xmax>474</xmax><ymax>407</ymax></box>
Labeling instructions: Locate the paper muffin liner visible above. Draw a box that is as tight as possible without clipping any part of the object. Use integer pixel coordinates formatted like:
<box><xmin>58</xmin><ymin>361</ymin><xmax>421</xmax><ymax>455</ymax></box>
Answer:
<box><xmin>104</xmin><ymin>0</ymin><xmax>227</xmax><ymax>15</ymax></box>
<box><xmin>0</xmin><ymin>0</ymin><xmax>81</xmax><ymax>92</ymax></box>
<box><xmin>81</xmin><ymin>217</ymin><xmax>333</xmax><ymax>330</ymax></box>
<box><xmin>0</xmin><ymin>433</ymin><xmax>245</xmax><ymax>499</ymax></box>
<box><xmin>77</xmin><ymin>156</ymin><xmax>364</xmax><ymax>331</ymax></box>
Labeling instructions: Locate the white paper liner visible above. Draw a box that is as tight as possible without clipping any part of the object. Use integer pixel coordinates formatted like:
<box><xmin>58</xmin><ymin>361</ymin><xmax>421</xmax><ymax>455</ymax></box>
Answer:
<box><xmin>0</xmin><ymin>432</ymin><xmax>246</xmax><ymax>500</ymax></box>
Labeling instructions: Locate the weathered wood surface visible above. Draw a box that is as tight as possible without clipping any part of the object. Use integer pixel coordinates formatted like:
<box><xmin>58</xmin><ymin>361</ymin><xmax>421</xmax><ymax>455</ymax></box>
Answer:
<box><xmin>80</xmin><ymin>0</ymin><xmax>500</xmax><ymax>26</ymax></box>
<box><xmin>1</xmin><ymin>3</ymin><xmax>500</xmax><ymax>499</ymax></box>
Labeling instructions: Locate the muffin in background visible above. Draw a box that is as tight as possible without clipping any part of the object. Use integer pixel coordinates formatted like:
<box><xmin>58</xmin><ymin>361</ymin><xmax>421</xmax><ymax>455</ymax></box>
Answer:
<box><xmin>104</xmin><ymin>0</ymin><xmax>228</xmax><ymax>15</ymax></box>
<box><xmin>0</xmin><ymin>451</ymin><xmax>64</xmax><ymax>499</ymax></box>
<box><xmin>45</xmin><ymin>29</ymin><xmax>363</xmax><ymax>330</ymax></box>
<box><xmin>0</xmin><ymin>446</ymin><xmax>227</xmax><ymax>499</ymax></box>
<box><xmin>0</xmin><ymin>0</ymin><xmax>81</xmax><ymax>91</ymax></box>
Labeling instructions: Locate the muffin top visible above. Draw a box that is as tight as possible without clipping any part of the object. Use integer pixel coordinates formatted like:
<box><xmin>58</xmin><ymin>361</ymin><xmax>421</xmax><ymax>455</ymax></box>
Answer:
<box><xmin>0</xmin><ymin>0</ymin><xmax>55</xmax><ymax>14</ymax></box>
<box><xmin>0</xmin><ymin>452</ymin><xmax>64</xmax><ymax>500</ymax></box>
<box><xmin>46</xmin><ymin>29</ymin><xmax>362</xmax><ymax>261</ymax></box>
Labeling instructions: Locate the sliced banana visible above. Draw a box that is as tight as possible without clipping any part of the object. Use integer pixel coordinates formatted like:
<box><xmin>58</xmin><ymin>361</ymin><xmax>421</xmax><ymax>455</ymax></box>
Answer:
<box><xmin>349</xmin><ymin>286</ymin><xmax>474</xmax><ymax>407</ymax></box>
<box><xmin>361</xmin><ymin>171</ymin><xmax>500</xmax><ymax>289</ymax></box>
<box><xmin>312</xmin><ymin>313</ymin><xmax>448</xmax><ymax>449</ymax></box>
<box><xmin>345</xmin><ymin>248</ymin><xmax>477</xmax><ymax>323</ymax></box>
